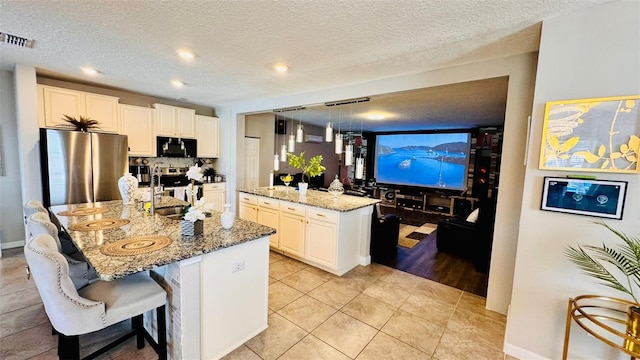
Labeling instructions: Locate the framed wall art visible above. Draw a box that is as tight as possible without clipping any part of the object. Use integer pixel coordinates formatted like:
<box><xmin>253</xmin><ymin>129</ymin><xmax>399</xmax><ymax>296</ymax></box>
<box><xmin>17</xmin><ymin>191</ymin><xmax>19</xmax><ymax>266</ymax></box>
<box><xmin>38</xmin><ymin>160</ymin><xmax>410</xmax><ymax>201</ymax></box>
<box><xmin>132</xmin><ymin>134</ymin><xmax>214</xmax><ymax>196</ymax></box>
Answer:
<box><xmin>539</xmin><ymin>95</ymin><xmax>640</xmax><ymax>173</ymax></box>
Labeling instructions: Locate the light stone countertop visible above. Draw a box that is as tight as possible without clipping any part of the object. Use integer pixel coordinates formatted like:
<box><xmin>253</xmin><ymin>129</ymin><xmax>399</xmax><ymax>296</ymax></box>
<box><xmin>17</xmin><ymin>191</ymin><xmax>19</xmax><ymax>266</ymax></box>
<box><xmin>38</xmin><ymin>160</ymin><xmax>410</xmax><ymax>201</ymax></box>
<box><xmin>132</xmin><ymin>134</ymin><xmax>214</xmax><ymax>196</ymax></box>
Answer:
<box><xmin>237</xmin><ymin>186</ymin><xmax>381</xmax><ymax>212</ymax></box>
<box><xmin>50</xmin><ymin>197</ymin><xmax>276</xmax><ymax>281</ymax></box>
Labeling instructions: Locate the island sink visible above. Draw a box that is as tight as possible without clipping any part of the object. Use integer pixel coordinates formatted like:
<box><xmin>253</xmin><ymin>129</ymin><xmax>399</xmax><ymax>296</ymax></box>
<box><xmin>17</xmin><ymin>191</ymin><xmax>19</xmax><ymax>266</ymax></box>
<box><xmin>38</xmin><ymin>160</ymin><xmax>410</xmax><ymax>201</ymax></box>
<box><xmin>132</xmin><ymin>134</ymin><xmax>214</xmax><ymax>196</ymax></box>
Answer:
<box><xmin>154</xmin><ymin>206</ymin><xmax>185</xmax><ymax>220</ymax></box>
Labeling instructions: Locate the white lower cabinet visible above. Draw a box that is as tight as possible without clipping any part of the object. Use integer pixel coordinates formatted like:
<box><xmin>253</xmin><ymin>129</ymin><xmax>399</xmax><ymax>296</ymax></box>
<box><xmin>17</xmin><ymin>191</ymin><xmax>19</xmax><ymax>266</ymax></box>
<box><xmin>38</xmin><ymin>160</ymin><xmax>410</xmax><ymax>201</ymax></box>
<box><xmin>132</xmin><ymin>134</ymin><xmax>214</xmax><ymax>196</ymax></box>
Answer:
<box><xmin>202</xmin><ymin>183</ymin><xmax>225</xmax><ymax>212</ymax></box>
<box><xmin>257</xmin><ymin>198</ymin><xmax>279</xmax><ymax>249</ymax></box>
<box><xmin>279</xmin><ymin>202</ymin><xmax>306</xmax><ymax>257</ymax></box>
<box><xmin>238</xmin><ymin>192</ymin><xmax>370</xmax><ymax>275</ymax></box>
<box><xmin>238</xmin><ymin>194</ymin><xmax>258</xmax><ymax>222</ymax></box>
<box><xmin>305</xmin><ymin>208</ymin><xmax>338</xmax><ymax>269</ymax></box>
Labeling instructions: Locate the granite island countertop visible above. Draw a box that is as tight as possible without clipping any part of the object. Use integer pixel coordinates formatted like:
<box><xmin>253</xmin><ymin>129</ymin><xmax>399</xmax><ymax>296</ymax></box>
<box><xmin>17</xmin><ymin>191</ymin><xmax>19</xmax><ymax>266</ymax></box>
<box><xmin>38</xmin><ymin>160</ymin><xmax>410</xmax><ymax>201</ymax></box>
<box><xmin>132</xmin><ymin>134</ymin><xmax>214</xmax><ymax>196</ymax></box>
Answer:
<box><xmin>237</xmin><ymin>186</ymin><xmax>380</xmax><ymax>212</ymax></box>
<box><xmin>50</xmin><ymin>197</ymin><xmax>276</xmax><ymax>281</ymax></box>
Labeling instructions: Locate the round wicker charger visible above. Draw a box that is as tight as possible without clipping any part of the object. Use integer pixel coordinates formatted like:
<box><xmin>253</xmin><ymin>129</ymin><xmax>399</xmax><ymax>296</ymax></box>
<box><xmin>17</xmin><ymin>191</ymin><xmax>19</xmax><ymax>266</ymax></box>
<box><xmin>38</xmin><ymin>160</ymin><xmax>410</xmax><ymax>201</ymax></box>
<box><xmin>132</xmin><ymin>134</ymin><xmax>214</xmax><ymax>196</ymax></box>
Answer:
<box><xmin>68</xmin><ymin>218</ymin><xmax>130</xmax><ymax>231</ymax></box>
<box><xmin>101</xmin><ymin>235</ymin><xmax>172</xmax><ymax>256</ymax></box>
<box><xmin>57</xmin><ymin>208</ymin><xmax>108</xmax><ymax>216</ymax></box>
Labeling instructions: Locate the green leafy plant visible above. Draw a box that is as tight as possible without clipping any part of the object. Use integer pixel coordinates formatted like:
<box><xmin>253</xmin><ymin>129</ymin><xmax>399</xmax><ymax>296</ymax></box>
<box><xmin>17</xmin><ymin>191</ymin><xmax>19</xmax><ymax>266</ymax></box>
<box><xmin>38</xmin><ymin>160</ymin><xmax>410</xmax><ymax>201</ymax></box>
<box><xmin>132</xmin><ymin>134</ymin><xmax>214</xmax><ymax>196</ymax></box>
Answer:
<box><xmin>287</xmin><ymin>151</ymin><xmax>326</xmax><ymax>183</ymax></box>
<box><xmin>565</xmin><ymin>221</ymin><xmax>640</xmax><ymax>304</ymax></box>
<box><xmin>61</xmin><ymin>115</ymin><xmax>100</xmax><ymax>132</ymax></box>
<box><xmin>203</xmin><ymin>167</ymin><xmax>216</xmax><ymax>177</ymax></box>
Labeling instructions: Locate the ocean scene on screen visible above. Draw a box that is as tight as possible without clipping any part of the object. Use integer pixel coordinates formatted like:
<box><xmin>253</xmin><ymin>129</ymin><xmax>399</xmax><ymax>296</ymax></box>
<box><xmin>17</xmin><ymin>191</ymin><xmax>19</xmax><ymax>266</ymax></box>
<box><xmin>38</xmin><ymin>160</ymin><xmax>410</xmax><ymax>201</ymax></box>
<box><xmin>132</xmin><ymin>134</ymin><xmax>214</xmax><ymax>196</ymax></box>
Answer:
<box><xmin>375</xmin><ymin>133</ymin><xmax>470</xmax><ymax>190</ymax></box>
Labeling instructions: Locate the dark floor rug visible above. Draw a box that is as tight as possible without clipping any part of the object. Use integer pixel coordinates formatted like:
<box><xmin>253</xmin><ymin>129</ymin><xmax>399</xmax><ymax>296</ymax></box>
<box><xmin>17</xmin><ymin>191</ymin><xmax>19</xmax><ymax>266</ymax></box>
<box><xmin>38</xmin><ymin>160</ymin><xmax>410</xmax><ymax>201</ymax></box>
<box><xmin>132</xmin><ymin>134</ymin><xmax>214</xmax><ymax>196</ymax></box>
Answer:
<box><xmin>406</xmin><ymin>231</ymin><xmax>428</xmax><ymax>240</ymax></box>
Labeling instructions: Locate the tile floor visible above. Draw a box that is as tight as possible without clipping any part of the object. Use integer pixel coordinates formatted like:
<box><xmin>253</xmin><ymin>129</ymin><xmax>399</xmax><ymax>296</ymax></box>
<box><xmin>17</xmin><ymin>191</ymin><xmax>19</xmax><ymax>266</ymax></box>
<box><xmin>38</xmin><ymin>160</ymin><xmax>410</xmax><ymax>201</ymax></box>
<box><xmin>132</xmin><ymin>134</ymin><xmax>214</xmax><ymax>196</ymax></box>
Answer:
<box><xmin>0</xmin><ymin>247</ymin><xmax>517</xmax><ymax>360</ymax></box>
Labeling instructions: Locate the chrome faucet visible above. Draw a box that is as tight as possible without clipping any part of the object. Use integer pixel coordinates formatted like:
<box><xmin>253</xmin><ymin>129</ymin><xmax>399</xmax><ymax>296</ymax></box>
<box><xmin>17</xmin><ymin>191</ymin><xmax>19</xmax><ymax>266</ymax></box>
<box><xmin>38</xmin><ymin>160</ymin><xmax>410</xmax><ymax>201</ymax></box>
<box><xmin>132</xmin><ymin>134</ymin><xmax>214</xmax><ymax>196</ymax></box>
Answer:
<box><xmin>149</xmin><ymin>165</ymin><xmax>163</xmax><ymax>215</ymax></box>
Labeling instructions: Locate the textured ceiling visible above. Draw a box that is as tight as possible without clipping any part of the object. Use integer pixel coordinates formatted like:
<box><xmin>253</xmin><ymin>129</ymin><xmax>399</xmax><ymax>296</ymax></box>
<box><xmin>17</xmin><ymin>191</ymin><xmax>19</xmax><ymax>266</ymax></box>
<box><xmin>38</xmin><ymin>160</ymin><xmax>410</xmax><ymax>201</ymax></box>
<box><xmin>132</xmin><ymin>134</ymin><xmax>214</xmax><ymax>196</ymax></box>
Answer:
<box><xmin>0</xmin><ymin>0</ymin><xmax>612</xmax><ymax>130</ymax></box>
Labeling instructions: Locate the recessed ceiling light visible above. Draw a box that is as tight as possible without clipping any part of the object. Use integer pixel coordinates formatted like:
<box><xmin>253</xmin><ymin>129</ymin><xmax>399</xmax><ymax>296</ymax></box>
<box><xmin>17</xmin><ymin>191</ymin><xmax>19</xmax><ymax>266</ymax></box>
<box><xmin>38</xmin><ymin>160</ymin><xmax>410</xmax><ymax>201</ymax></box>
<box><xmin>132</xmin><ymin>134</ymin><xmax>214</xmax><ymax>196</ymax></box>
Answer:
<box><xmin>81</xmin><ymin>67</ymin><xmax>98</xmax><ymax>76</ymax></box>
<box><xmin>177</xmin><ymin>49</ymin><xmax>195</xmax><ymax>60</ymax></box>
<box><xmin>368</xmin><ymin>114</ymin><xmax>385</xmax><ymax>120</ymax></box>
<box><xmin>171</xmin><ymin>80</ymin><xmax>185</xmax><ymax>88</ymax></box>
<box><xmin>274</xmin><ymin>64</ymin><xmax>289</xmax><ymax>73</ymax></box>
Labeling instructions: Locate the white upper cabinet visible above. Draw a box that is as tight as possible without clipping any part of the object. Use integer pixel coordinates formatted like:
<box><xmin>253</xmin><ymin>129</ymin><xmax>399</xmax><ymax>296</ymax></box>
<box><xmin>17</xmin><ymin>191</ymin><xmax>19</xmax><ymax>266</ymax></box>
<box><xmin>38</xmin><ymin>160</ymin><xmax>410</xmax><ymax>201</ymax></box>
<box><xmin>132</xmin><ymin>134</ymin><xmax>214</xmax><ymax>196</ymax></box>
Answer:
<box><xmin>154</xmin><ymin>103</ymin><xmax>196</xmax><ymax>138</ymax></box>
<box><xmin>119</xmin><ymin>104</ymin><xmax>155</xmax><ymax>157</ymax></box>
<box><xmin>196</xmin><ymin>115</ymin><xmax>220</xmax><ymax>158</ymax></box>
<box><xmin>38</xmin><ymin>85</ymin><xmax>119</xmax><ymax>133</ymax></box>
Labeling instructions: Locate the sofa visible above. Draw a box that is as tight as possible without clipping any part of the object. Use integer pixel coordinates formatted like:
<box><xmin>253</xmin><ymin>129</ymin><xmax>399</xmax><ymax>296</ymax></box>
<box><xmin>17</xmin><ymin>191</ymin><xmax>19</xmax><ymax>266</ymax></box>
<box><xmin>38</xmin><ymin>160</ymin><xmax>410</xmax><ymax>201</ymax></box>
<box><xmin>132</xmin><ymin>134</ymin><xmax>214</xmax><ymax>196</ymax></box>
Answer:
<box><xmin>370</xmin><ymin>205</ymin><xmax>401</xmax><ymax>262</ymax></box>
<box><xmin>436</xmin><ymin>196</ymin><xmax>496</xmax><ymax>272</ymax></box>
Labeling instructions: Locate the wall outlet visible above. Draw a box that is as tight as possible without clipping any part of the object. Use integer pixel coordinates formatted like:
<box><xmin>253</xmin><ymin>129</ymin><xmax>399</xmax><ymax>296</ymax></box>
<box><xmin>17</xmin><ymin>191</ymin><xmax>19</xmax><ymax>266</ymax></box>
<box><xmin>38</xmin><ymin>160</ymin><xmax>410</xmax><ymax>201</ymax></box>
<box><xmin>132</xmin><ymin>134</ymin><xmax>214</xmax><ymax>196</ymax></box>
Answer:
<box><xmin>232</xmin><ymin>261</ymin><xmax>245</xmax><ymax>273</ymax></box>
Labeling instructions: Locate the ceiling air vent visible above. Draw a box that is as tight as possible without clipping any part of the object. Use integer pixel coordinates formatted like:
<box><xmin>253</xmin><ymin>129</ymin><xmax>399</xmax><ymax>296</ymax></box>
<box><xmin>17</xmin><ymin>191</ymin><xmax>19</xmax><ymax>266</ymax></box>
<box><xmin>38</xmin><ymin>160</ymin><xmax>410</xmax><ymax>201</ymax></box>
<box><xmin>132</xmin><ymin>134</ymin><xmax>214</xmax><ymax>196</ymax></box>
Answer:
<box><xmin>0</xmin><ymin>32</ymin><xmax>34</xmax><ymax>48</ymax></box>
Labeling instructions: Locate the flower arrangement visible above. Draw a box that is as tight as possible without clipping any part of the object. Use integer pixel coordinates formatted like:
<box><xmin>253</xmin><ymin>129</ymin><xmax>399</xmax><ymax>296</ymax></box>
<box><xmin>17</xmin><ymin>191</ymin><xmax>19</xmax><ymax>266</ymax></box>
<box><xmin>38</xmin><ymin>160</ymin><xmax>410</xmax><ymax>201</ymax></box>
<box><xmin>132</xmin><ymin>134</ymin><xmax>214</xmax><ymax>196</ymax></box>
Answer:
<box><xmin>185</xmin><ymin>165</ymin><xmax>203</xmax><ymax>205</ymax></box>
<box><xmin>182</xmin><ymin>198</ymin><xmax>214</xmax><ymax>223</ymax></box>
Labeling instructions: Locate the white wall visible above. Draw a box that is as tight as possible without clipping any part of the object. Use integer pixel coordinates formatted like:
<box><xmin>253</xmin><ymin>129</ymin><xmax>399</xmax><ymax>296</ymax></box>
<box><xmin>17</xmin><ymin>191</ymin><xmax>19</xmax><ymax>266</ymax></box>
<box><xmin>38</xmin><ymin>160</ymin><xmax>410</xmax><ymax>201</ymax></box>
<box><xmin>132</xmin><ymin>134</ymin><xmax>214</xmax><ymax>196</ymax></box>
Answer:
<box><xmin>231</xmin><ymin>53</ymin><xmax>538</xmax><ymax>315</ymax></box>
<box><xmin>0</xmin><ymin>70</ymin><xmax>25</xmax><ymax>249</ymax></box>
<box><xmin>505</xmin><ymin>1</ymin><xmax>640</xmax><ymax>359</ymax></box>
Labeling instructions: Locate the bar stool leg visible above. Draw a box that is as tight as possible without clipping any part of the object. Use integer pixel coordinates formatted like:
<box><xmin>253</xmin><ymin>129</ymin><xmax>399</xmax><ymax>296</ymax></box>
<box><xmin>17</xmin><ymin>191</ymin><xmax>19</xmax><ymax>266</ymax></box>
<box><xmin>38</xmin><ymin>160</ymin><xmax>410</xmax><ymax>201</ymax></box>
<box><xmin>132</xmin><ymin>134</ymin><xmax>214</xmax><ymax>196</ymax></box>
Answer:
<box><xmin>133</xmin><ymin>314</ymin><xmax>145</xmax><ymax>349</ymax></box>
<box><xmin>157</xmin><ymin>305</ymin><xmax>167</xmax><ymax>360</ymax></box>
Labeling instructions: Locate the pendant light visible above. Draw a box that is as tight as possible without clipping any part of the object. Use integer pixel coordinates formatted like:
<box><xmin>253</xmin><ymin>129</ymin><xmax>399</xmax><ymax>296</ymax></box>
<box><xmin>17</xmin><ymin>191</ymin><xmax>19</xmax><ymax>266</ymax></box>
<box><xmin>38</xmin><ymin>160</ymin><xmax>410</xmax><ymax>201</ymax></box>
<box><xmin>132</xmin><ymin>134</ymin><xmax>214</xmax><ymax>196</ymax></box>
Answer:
<box><xmin>355</xmin><ymin>102</ymin><xmax>365</xmax><ymax>179</ymax></box>
<box><xmin>288</xmin><ymin>109</ymin><xmax>295</xmax><ymax>153</ymax></box>
<box><xmin>277</xmin><ymin>115</ymin><xmax>287</xmax><ymax>162</ymax></box>
<box><xmin>273</xmin><ymin>114</ymin><xmax>280</xmax><ymax>171</ymax></box>
<box><xmin>335</xmin><ymin>107</ymin><xmax>343</xmax><ymax>154</ymax></box>
<box><xmin>344</xmin><ymin>103</ymin><xmax>353</xmax><ymax>166</ymax></box>
<box><xmin>355</xmin><ymin>157</ymin><xmax>364</xmax><ymax>179</ymax></box>
<box><xmin>325</xmin><ymin>108</ymin><xmax>333</xmax><ymax>142</ymax></box>
<box><xmin>296</xmin><ymin>108</ymin><xmax>304</xmax><ymax>143</ymax></box>
<box><xmin>345</xmin><ymin>143</ymin><xmax>353</xmax><ymax>166</ymax></box>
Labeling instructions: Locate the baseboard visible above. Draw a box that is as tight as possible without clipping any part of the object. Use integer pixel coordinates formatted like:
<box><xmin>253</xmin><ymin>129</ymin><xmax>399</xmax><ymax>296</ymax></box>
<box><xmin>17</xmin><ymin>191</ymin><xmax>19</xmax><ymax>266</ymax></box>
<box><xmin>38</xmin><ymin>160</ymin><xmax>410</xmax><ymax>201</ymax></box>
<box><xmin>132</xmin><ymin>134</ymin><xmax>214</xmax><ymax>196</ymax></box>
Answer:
<box><xmin>504</xmin><ymin>342</ymin><xmax>550</xmax><ymax>360</ymax></box>
<box><xmin>1</xmin><ymin>240</ymin><xmax>25</xmax><ymax>249</ymax></box>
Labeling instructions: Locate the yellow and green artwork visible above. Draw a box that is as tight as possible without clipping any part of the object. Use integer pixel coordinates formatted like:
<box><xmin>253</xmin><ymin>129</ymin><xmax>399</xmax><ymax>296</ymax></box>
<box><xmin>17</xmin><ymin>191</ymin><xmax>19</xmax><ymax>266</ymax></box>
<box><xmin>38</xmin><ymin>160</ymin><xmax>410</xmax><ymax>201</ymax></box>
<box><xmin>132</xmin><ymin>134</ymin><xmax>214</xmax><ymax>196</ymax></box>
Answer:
<box><xmin>539</xmin><ymin>95</ymin><xmax>640</xmax><ymax>172</ymax></box>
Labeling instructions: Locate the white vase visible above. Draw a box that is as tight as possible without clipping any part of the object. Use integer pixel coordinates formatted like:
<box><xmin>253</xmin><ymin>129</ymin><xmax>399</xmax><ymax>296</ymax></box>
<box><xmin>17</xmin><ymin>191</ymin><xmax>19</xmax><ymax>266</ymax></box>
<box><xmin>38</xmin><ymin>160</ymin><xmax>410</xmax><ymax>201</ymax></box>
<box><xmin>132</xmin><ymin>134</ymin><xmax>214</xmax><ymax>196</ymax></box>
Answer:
<box><xmin>118</xmin><ymin>173</ymin><xmax>139</xmax><ymax>204</ymax></box>
<box><xmin>221</xmin><ymin>203</ymin><xmax>234</xmax><ymax>229</ymax></box>
<box><xmin>298</xmin><ymin>182</ymin><xmax>308</xmax><ymax>195</ymax></box>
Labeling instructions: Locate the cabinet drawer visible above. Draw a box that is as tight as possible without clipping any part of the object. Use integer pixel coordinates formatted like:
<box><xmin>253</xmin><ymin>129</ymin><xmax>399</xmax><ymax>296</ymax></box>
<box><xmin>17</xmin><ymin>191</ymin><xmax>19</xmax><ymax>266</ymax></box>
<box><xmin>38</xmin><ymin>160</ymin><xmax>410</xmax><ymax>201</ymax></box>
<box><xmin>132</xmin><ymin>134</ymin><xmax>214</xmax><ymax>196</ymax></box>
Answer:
<box><xmin>279</xmin><ymin>202</ymin><xmax>305</xmax><ymax>216</ymax></box>
<box><xmin>239</xmin><ymin>193</ymin><xmax>257</xmax><ymax>205</ymax></box>
<box><xmin>203</xmin><ymin>183</ymin><xmax>225</xmax><ymax>191</ymax></box>
<box><xmin>258</xmin><ymin>197</ymin><xmax>279</xmax><ymax>210</ymax></box>
<box><xmin>306</xmin><ymin>208</ymin><xmax>338</xmax><ymax>223</ymax></box>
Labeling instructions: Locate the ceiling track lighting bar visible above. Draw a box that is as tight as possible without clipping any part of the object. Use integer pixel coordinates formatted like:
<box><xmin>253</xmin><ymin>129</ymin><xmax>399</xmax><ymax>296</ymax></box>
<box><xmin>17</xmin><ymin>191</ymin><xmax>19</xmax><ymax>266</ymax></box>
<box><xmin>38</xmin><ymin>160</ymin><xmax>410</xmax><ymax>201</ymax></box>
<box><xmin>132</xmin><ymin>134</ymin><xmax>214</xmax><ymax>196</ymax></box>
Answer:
<box><xmin>273</xmin><ymin>106</ymin><xmax>306</xmax><ymax>113</ymax></box>
<box><xmin>324</xmin><ymin>97</ymin><xmax>370</xmax><ymax>107</ymax></box>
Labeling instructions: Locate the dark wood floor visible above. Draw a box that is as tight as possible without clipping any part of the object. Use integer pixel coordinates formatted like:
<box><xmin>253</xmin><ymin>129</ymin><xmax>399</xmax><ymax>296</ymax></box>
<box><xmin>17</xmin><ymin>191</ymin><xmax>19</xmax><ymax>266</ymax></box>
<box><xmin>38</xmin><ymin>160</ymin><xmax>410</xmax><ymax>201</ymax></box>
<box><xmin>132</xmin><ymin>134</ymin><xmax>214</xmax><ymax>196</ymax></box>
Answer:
<box><xmin>374</xmin><ymin>230</ymin><xmax>489</xmax><ymax>297</ymax></box>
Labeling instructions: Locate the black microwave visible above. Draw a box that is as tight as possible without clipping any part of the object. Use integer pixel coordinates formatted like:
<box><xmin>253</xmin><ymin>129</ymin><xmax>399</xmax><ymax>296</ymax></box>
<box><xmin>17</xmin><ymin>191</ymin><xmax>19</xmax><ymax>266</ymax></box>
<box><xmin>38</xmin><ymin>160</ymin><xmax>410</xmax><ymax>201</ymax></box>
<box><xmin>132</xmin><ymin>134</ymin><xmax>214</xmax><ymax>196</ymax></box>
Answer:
<box><xmin>157</xmin><ymin>136</ymin><xmax>197</xmax><ymax>158</ymax></box>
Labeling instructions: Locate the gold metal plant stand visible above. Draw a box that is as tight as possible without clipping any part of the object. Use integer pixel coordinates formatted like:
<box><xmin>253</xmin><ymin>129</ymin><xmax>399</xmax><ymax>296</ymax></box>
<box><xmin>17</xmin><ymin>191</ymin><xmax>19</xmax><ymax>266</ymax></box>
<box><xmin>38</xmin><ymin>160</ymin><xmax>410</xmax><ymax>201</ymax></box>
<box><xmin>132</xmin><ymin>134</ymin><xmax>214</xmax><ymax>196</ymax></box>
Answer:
<box><xmin>563</xmin><ymin>295</ymin><xmax>640</xmax><ymax>360</ymax></box>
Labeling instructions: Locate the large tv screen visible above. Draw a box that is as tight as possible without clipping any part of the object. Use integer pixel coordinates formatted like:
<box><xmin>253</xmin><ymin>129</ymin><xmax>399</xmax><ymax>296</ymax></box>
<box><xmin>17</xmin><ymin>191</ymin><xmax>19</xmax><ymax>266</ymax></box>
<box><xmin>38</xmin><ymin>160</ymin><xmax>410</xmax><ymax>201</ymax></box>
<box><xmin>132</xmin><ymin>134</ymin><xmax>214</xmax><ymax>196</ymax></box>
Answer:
<box><xmin>374</xmin><ymin>132</ymin><xmax>471</xmax><ymax>191</ymax></box>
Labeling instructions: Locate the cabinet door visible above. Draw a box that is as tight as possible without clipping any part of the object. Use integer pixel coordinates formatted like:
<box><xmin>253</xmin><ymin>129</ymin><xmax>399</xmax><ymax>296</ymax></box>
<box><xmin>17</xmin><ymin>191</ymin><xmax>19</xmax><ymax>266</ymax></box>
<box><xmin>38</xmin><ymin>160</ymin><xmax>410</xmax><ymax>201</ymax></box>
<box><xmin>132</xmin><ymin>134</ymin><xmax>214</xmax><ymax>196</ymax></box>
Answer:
<box><xmin>196</xmin><ymin>115</ymin><xmax>219</xmax><ymax>157</ymax></box>
<box><xmin>177</xmin><ymin>107</ymin><xmax>196</xmax><ymax>138</ymax></box>
<box><xmin>257</xmin><ymin>207</ymin><xmax>279</xmax><ymax>249</ymax></box>
<box><xmin>42</xmin><ymin>86</ymin><xmax>85</xmax><ymax>128</ymax></box>
<box><xmin>238</xmin><ymin>203</ymin><xmax>257</xmax><ymax>222</ymax></box>
<box><xmin>154</xmin><ymin>104</ymin><xmax>177</xmax><ymax>136</ymax></box>
<box><xmin>280</xmin><ymin>212</ymin><xmax>305</xmax><ymax>257</ymax></box>
<box><xmin>306</xmin><ymin>218</ymin><xmax>337</xmax><ymax>269</ymax></box>
<box><xmin>203</xmin><ymin>190</ymin><xmax>225</xmax><ymax>212</ymax></box>
<box><xmin>119</xmin><ymin>105</ymin><xmax>155</xmax><ymax>156</ymax></box>
<box><xmin>85</xmin><ymin>93</ymin><xmax>119</xmax><ymax>133</ymax></box>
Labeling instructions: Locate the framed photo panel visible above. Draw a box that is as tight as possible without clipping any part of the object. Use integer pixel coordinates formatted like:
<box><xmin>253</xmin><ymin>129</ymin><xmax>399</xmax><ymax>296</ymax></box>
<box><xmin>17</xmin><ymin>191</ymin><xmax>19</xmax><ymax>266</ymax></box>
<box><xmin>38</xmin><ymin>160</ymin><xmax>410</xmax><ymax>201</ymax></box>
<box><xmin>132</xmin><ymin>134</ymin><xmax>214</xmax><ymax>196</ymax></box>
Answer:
<box><xmin>539</xmin><ymin>95</ymin><xmax>640</xmax><ymax>172</ymax></box>
<box><xmin>540</xmin><ymin>177</ymin><xmax>628</xmax><ymax>219</ymax></box>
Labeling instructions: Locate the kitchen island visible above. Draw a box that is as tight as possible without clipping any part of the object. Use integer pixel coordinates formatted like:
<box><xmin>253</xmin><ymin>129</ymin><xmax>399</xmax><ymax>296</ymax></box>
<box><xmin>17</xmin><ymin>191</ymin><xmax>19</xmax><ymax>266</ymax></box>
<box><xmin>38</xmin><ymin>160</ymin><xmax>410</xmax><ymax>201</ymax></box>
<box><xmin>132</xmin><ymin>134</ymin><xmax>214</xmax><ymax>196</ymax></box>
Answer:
<box><xmin>238</xmin><ymin>186</ymin><xmax>380</xmax><ymax>276</ymax></box>
<box><xmin>50</xmin><ymin>197</ymin><xmax>275</xmax><ymax>360</ymax></box>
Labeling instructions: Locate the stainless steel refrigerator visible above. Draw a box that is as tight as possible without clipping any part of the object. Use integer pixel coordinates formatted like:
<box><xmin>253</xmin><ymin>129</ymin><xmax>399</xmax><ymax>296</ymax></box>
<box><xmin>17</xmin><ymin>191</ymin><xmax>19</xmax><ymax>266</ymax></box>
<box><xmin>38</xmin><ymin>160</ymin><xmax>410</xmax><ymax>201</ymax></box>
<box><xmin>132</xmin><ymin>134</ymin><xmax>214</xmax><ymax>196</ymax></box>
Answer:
<box><xmin>40</xmin><ymin>129</ymin><xmax>128</xmax><ymax>206</ymax></box>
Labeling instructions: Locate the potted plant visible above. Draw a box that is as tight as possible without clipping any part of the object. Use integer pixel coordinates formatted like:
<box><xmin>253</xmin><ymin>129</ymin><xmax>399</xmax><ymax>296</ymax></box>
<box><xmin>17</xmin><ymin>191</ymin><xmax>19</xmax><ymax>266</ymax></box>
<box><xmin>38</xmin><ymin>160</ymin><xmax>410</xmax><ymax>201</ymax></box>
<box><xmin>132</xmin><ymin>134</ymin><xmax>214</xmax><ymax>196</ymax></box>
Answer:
<box><xmin>287</xmin><ymin>151</ymin><xmax>326</xmax><ymax>195</ymax></box>
<box><xmin>565</xmin><ymin>221</ymin><xmax>640</xmax><ymax>350</ymax></box>
<box><xmin>61</xmin><ymin>115</ymin><xmax>100</xmax><ymax>132</ymax></box>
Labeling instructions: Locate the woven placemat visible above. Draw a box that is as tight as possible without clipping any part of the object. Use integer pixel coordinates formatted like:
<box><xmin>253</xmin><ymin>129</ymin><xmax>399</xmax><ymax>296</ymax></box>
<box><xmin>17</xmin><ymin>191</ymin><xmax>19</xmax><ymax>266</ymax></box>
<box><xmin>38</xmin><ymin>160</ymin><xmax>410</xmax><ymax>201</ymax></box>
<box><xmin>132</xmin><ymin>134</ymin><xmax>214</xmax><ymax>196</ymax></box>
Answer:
<box><xmin>101</xmin><ymin>235</ymin><xmax>172</xmax><ymax>256</ymax></box>
<box><xmin>68</xmin><ymin>218</ymin><xmax>130</xmax><ymax>231</ymax></box>
<box><xmin>57</xmin><ymin>208</ymin><xmax>108</xmax><ymax>216</ymax></box>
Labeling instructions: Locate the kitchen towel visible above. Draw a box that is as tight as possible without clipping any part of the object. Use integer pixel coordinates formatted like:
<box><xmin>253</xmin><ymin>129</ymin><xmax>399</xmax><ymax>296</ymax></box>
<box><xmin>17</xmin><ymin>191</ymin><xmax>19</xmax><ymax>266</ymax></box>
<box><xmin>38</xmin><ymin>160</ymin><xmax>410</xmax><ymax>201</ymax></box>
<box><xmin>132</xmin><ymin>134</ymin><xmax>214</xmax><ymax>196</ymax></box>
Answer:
<box><xmin>173</xmin><ymin>187</ymin><xmax>186</xmax><ymax>201</ymax></box>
